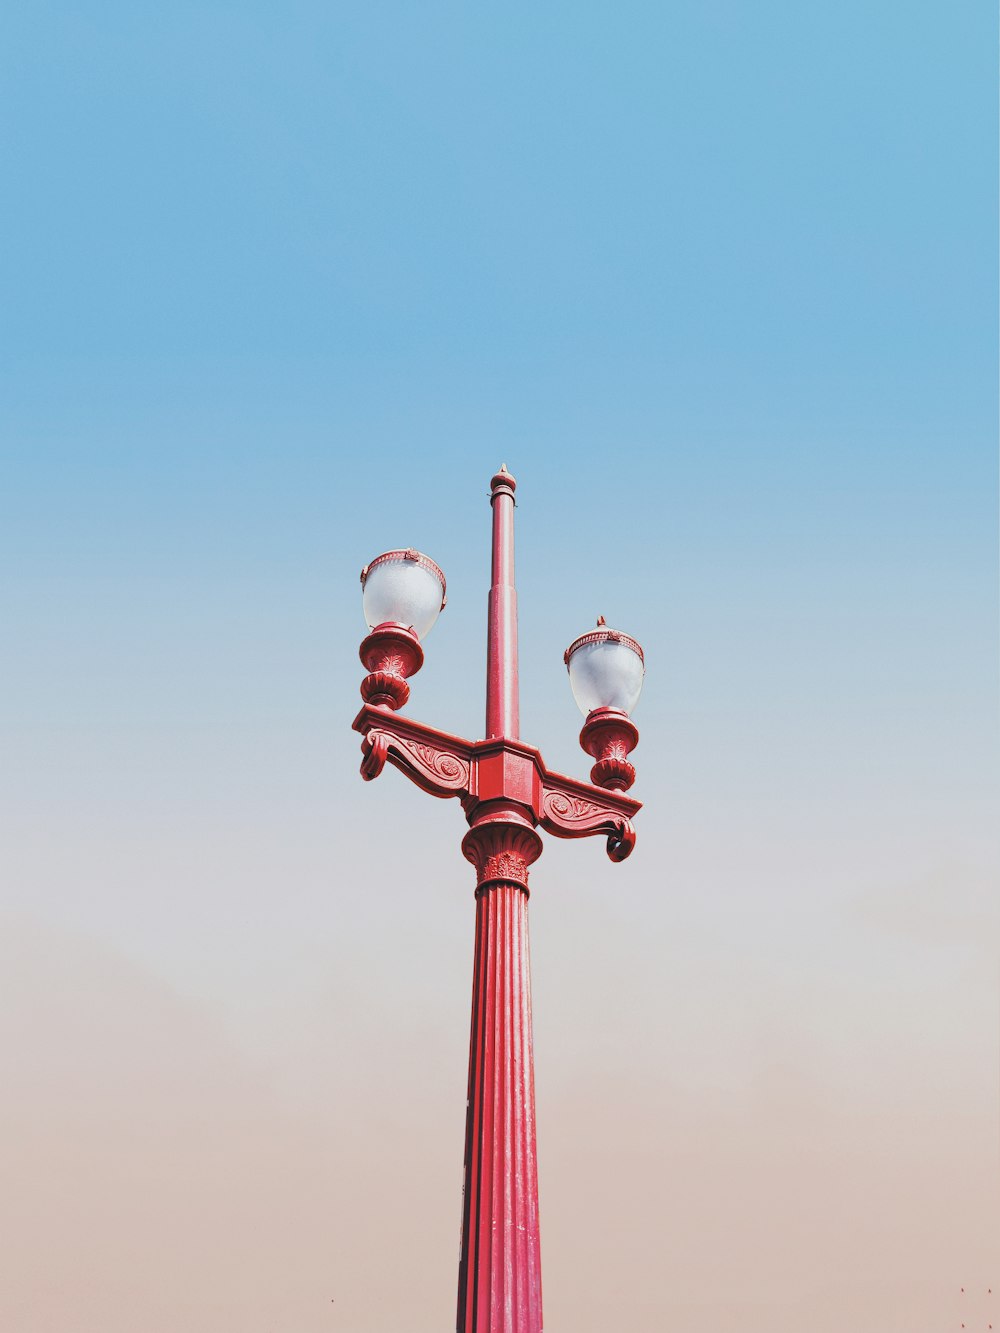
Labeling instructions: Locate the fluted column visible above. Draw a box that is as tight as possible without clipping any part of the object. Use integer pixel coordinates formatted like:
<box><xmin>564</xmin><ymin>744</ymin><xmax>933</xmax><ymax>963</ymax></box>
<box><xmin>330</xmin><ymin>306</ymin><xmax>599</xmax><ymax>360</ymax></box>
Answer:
<box><xmin>458</xmin><ymin>820</ymin><xmax>543</xmax><ymax>1333</ymax></box>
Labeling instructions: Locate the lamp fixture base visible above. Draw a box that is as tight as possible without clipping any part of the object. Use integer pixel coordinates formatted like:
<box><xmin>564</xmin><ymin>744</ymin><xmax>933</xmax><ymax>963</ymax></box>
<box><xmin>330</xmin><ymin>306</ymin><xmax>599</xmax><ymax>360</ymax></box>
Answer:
<box><xmin>359</xmin><ymin>623</ymin><xmax>424</xmax><ymax>710</ymax></box>
<box><xmin>579</xmin><ymin>707</ymin><xmax>639</xmax><ymax>791</ymax></box>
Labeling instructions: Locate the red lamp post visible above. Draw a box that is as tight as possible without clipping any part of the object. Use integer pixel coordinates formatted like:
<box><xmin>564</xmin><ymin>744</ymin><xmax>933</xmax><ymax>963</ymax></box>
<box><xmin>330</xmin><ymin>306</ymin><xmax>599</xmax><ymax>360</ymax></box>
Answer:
<box><xmin>353</xmin><ymin>466</ymin><xmax>645</xmax><ymax>1333</ymax></box>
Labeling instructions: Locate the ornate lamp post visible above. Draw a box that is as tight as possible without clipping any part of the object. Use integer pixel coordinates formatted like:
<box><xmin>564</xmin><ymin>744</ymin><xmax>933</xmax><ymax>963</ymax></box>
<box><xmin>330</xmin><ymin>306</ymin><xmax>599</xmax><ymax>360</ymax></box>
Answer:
<box><xmin>353</xmin><ymin>466</ymin><xmax>645</xmax><ymax>1333</ymax></box>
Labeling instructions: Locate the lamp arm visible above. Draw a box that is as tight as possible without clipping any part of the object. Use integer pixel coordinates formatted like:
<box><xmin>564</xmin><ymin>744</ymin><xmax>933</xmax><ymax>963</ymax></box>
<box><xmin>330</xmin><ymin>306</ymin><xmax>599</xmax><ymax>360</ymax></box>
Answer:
<box><xmin>537</xmin><ymin>772</ymin><xmax>641</xmax><ymax>862</ymax></box>
<box><xmin>353</xmin><ymin>706</ymin><xmax>641</xmax><ymax>860</ymax></box>
<box><xmin>354</xmin><ymin>707</ymin><xmax>474</xmax><ymax>800</ymax></box>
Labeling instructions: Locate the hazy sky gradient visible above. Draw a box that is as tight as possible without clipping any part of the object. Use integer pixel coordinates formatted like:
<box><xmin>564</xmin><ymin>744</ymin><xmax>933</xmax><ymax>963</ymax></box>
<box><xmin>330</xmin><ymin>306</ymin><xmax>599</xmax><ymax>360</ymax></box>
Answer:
<box><xmin>1</xmin><ymin>3</ymin><xmax>997</xmax><ymax>1330</ymax></box>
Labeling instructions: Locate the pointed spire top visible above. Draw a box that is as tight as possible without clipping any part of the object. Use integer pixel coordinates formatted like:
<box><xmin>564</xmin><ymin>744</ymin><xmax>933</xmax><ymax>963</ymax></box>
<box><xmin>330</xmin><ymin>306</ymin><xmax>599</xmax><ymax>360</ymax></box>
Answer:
<box><xmin>490</xmin><ymin>465</ymin><xmax>517</xmax><ymax>496</ymax></box>
<box><xmin>597</xmin><ymin>615</ymin><xmax>606</xmax><ymax>627</ymax></box>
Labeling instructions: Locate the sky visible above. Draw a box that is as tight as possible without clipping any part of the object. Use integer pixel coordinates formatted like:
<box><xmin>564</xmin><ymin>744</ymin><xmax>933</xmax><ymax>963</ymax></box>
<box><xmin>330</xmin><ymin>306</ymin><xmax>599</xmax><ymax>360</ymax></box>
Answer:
<box><xmin>1</xmin><ymin>3</ymin><xmax>997</xmax><ymax>1330</ymax></box>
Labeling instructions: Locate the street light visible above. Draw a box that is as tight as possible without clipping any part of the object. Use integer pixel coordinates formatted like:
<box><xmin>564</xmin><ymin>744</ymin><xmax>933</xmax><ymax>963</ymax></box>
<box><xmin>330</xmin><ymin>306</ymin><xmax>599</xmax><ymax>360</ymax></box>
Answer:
<box><xmin>352</xmin><ymin>466</ymin><xmax>645</xmax><ymax>1333</ymax></box>
<box><xmin>566</xmin><ymin>617</ymin><xmax>644</xmax><ymax>792</ymax></box>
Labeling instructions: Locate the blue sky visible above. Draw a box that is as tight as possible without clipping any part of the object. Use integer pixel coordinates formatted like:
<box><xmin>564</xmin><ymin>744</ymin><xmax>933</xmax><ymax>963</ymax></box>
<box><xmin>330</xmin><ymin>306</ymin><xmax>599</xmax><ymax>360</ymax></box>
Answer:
<box><xmin>1</xmin><ymin>4</ymin><xmax>997</xmax><ymax>1330</ymax></box>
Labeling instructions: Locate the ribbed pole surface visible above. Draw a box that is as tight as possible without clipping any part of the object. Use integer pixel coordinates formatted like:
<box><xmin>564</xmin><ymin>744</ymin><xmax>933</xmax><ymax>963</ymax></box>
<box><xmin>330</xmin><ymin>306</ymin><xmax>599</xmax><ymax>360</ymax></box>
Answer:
<box><xmin>457</xmin><ymin>882</ymin><xmax>542</xmax><ymax>1332</ymax></box>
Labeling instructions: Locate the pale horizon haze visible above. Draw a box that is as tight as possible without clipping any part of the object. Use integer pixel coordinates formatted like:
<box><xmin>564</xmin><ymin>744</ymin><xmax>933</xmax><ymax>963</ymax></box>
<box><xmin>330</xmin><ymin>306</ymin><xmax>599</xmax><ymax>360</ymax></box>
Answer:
<box><xmin>1</xmin><ymin>4</ymin><xmax>998</xmax><ymax>1331</ymax></box>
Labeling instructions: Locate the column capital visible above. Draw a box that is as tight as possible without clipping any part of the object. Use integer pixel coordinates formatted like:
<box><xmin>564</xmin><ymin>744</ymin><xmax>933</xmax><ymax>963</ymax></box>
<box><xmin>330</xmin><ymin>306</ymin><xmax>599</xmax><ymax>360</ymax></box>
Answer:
<box><xmin>461</xmin><ymin>818</ymin><xmax>542</xmax><ymax>895</ymax></box>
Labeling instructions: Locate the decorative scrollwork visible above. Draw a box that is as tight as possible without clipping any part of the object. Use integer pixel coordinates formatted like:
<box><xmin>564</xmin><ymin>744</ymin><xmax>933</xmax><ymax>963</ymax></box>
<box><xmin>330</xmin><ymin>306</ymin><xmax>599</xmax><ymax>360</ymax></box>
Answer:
<box><xmin>360</xmin><ymin>728</ymin><xmax>470</xmax><ymax>799</ymax></box>
<box><xmin>479</xmin><ymin>851</ymin><xmax>530</xmax><ymax>887</ymax></box>
<box><xmin>461</xmin><ymin>820</ymin><xmax>543</xmax><ymax>894</ymax></box>
<box><xmin>538</xmin><ymin>782</ymin><xmax>639</xmax><ymax>861</ymax></box>
<box><xmin>590</xmin><ymin>756</ymin><xmax>636</xmax><ymax>791</ymax></box>
<box><xmin>606</xmin><ymin>819</ymin><xmax>636</xmax><ymax>862</ymax></box>
<box><xmin>541</xmin><ymin>790</ymin><xmax>607</xmax><ymax>825</ymax></box>
<box><xmin>407</xmin><ymin>741</ymin><xmax>467</xmax><ymax>786</ymax></box>
<box><xmin>579</xmin><ymin>708</ymin><xmax>639</xmax><ymax>792</ymax></box>
<box><xmin>360</xmin><ymin>731</ymin><xmax>389</xmax><ymax>781</ymax></box>
<box><xmin>360</xmin><ymin>669</ymin><xmax>410</xmax><ymax>710</ymax></box>
<box><xmin>353</xmin><ymin>703</ymin><xmax>641</xmax><ymax>866</ymax></box>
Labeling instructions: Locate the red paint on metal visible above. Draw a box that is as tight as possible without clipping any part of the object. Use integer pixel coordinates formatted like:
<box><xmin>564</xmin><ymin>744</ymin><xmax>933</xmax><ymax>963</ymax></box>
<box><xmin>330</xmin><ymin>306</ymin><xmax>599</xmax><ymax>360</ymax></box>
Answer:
<box><xmin>459</xmin><ymin>823</ymin><xmax>543</xmax><ymax>1332</ymax></box>
<box><xmin>358</xmin><ymin>623</ymin><xmax>424</xmax><ymax>710</ymax></box>
<box><xmin>458</xmin><ymin>885</ymin><xmax>542</xmax><ymax>1332</ymax></box>
<box><xmin>352</xmin><ymin>703</ymin><xmax>640</xmax><ymax>861</ymax></box>
<box><xmin>352</xmin><ymin>469</ymin><xmax>645</xmax><ymax>1331</ymax></box>
<box><xmin>486</xmin><ymin>466</ymin><xmax>519</xmax><ymax>740</ymax></box>
<box><xmin>563</xmin><ymin>624</ymin><xmax>645</xmax><ymax>665</ymax></box>
<box><xmin>472</xmin><ymin>744</ymin><xmax>540</xmax><ymax>810</ymax></box>
<box><xmin>579</xmin><ymin>706</ymin><xmax>640</xmax><ymax>791</ymax></box>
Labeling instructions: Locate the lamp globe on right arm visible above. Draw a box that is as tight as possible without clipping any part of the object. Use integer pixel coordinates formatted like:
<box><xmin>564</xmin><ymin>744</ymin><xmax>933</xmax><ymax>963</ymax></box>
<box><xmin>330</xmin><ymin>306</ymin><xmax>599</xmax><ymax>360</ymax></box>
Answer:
<box><xmin>564</xmin><ymin>617</ymin><xmax>645</xmax><ymax>791</ymax></box>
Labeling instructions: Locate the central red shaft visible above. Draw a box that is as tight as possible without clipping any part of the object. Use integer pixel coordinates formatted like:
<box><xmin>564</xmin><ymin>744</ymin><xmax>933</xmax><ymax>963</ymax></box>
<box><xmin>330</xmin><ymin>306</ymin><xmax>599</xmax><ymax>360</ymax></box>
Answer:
<box><xmin>457</xmin><ymin>869</ymin><xmax>542</xmax><ymax>1332</ymax></box>
<box><xmin>485</xmin><ymin>466</ymin><xmax>519</xmax><ymax>740</ymax></box>
<box><xmin>457</xmin><ymin>466</ymin><xmax>543</xmax><ymax>1332</ymax></box>
<box><xmin>353</xmin><ymin>466</ymin><xmax>643</xmax><ymax>1329</ymax></box>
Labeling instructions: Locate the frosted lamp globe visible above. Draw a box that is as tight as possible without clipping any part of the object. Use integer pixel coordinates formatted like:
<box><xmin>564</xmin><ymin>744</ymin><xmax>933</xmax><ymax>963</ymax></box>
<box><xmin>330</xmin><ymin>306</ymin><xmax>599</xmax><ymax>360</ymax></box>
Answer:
<box><xmin>565</xmin><ymin>623</ymin><xmax>644</xmax><ymax>717</ymax></box>
<box><xmin>361</xmin><ymin>550</ymin><xmax>447</xmax><ymax>641</ymax></box>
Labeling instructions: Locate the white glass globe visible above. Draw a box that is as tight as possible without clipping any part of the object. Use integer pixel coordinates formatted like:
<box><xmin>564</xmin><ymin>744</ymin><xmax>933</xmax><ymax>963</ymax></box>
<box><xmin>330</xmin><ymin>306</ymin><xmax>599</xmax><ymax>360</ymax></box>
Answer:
<box><xmin>361</xmin><ymin>550</ymin><xmax>446</xmax><ymax>640</ymax></box>
<box><xmin>565</xmin><ymin>625</ymin><xmax>644</xmax><ymax>716</ymax></box>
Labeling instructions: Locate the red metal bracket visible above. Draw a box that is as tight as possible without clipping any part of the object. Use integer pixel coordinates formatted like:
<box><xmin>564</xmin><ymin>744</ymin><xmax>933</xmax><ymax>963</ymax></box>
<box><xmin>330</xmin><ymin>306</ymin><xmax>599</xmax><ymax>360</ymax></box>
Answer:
<box><xmin>357</xmin><ymin>710</ymin><xmax>473</xmax><ymax>798</ymax></box>
<box><xmin>353</xmin><ymin>704</ymin><xmax>641</xmax><ymax>862</ymax></box>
